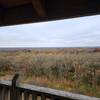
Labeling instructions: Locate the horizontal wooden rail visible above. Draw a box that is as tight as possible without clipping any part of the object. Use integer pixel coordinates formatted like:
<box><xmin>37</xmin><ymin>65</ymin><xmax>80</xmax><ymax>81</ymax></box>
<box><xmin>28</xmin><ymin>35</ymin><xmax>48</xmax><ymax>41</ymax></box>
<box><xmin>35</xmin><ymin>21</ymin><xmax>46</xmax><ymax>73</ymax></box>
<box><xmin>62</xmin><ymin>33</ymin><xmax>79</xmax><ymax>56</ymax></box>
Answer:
<box><xmin>0</xmin><ymin>74</ymin><xmax>100</xmax><ymax>100</ymax></box>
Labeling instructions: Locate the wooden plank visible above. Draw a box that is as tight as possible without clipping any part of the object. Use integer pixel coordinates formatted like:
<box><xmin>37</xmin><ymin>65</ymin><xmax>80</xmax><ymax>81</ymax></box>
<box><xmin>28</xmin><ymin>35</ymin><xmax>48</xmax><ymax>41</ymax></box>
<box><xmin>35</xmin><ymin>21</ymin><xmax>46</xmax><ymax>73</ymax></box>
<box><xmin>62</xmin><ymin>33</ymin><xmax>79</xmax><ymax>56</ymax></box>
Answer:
<box><xmin>24</xmin><ymin>91</ymin><xmax>29</xmax><ymax>100</ymax></box>
<box><xmin>19</xmin><ymin>83</ymin><xmax>100</xmax><ymax>100</ymax></box>
<box><xmin>1</xmin><ymin>87</ymin><xmax>5</xmax><ymax>100</ymax></box>
<box><xmin>16</xmin><ymin>90</ymin><xmax>22</xmax><ymax>100</ymax></box>
<box><xmin>10</xmin><ymin>87</ymin><xmax>17</xmax><ymax>100</ymax></box>
<box><xmin>41</xmin><ymin>93</ymin><xmax>46</xmax><ymax>100</ymax></box>
<box><xmin>0</xmin><ymin>80</ymin><xmax>11</xmax><ymax>86</ymax></box>
<box><xmin>1</xmin><ymin>87</ymin><xmax>9</xmax><ymax>100</ymax></box>
<box><xmin>8</xmin><ymin>89</ymin><xmax>10</xmax><ymax>100</ymax></box>
<box><xmin>0</xmin><ymin>80</ymin><xmax>100</xmax><ymax>100</ymax></box>
<box><xmin>50</xmin><ymin>96</ymin><xmax>55</xmax><ymax>100</ymax></box>
<box><xmin>0</xmin><ymin>87</ymin><xmax>2</xmax><ymax>99</ymax></box>
<box><xmin>4</xmin><ymin>88</ymin><xmax>9</xmax><ymax>100</ymax></box>
<box><xmin>32</xmin><ymin>93</ymin><xmax>37</xmax><ymax>100</ymax></box>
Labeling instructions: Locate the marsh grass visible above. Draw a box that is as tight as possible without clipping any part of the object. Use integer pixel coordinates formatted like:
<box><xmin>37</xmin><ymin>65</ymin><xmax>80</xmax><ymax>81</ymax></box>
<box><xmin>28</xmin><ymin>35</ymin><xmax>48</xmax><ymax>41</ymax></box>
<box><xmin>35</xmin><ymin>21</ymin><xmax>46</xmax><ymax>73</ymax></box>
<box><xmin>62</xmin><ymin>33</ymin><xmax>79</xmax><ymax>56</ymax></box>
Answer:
<box><xmin>0</xmin><ymin>48</ymin><xmax>100</xmax><ymax>97</ymax></box>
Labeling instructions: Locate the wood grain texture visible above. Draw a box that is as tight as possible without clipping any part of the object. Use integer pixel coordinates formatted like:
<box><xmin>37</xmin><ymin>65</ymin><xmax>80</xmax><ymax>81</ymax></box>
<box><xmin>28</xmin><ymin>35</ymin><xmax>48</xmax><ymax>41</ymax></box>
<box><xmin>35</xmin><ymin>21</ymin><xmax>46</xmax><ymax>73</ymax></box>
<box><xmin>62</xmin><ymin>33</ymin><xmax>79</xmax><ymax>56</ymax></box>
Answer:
<box><xmin>0</xmin><ymin>0</ymin><xmax>46</xmax><ymax>17</ymax></box>
<box><xmin>0</xmin><ymin>0</ymin><xmax>100</xmax><ymax>26</ymax></box>
<box><xmin>0</xmin><ymin>80</ymin><xmax>100</xmax><ymax>100</ymax></box>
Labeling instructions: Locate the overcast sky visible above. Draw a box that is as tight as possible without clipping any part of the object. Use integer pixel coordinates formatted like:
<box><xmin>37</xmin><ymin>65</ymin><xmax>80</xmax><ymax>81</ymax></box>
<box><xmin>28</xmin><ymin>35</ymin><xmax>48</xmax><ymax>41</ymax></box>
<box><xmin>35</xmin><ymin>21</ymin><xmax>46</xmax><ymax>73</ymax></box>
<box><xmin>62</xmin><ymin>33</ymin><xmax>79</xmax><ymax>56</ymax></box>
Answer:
<box><xmin>0</xmin><ymin>15</ymin><xmax>100</xmax><ymax>47</ymax></box>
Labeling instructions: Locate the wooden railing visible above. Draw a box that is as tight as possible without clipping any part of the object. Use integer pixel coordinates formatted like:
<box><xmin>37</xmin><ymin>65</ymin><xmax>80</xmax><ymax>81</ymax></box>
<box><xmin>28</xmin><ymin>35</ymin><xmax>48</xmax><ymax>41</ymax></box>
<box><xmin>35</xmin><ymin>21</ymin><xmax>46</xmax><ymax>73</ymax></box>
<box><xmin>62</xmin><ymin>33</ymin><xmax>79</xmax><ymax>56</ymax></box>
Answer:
<box><xmin>0</xmin><ymin>74</ymin><xmax>100</xmax><ymax>100</ymax></box>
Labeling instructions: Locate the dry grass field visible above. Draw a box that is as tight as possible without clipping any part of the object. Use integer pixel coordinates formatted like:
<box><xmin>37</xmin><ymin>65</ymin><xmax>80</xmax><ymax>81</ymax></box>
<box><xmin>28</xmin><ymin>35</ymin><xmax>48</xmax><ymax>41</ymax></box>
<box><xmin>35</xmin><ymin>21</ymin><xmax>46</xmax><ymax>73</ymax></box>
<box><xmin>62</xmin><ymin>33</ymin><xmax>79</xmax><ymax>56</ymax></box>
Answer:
<box><xmin>0</xmin><ymin>48</ymin><xmax>100</xmax><ymax>97</ymax></box>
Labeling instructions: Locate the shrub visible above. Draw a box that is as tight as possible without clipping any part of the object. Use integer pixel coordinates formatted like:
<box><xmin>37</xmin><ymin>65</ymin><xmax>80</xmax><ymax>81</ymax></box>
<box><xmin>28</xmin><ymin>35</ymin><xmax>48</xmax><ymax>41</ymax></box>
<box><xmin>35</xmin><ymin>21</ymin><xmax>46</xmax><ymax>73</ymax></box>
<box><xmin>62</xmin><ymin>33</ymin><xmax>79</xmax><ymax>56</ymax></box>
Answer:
<box><xmin>0</xmin><ymin>59</ymin><xmax>13</xmax><ymax>72</ymax></box>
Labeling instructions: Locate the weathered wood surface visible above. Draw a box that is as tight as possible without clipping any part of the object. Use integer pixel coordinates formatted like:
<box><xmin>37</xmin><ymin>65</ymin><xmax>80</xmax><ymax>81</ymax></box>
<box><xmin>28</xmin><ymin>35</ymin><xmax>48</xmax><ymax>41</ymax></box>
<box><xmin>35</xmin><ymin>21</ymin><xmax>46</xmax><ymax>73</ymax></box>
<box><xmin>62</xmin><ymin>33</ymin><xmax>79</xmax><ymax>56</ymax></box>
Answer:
<box><xmin>0</xmin><ymin>0</ymin><xmax>100</xmax><ymax>26</ymax></box>
<box><xmin>0</xmin><ymin>79</ymin><xmax>100</xmax><ymax>100</ymax></box>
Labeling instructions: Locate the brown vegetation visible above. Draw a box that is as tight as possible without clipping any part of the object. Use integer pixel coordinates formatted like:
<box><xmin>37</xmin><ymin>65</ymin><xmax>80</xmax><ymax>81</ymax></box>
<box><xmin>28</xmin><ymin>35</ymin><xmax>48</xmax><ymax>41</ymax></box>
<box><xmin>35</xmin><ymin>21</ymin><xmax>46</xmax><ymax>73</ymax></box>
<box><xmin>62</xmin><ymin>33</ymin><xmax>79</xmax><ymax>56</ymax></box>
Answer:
<box><xmin>0</xmin><ymin>48</ymin><xmax>100</xmax><ymax>97</ymax></box>
<box><xmin>93</xmin><ymin>48</ymin><xmax>100</xmax><ymax>52</ymax></box>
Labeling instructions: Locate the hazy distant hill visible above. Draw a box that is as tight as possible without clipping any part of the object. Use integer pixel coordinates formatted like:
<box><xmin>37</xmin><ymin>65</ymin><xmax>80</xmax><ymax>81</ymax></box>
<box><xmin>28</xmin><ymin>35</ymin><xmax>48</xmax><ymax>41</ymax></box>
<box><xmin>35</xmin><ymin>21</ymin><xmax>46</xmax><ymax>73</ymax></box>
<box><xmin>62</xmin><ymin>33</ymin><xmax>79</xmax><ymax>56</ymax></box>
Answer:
<box><xmin>0</xmin><ymin>46</ymin><xmax>100</xmax><ymax>51</ymax></box>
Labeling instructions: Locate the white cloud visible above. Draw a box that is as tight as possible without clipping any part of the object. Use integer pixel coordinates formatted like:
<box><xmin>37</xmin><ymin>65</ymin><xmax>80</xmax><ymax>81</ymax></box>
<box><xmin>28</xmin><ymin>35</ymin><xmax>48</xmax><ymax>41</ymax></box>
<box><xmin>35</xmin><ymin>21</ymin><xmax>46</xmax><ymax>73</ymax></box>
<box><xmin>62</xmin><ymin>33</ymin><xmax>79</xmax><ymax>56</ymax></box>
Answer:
<box><xmin>0</xmin><ymin>15</ymin><xmax>100</xmax><ymax>47</ymax></box>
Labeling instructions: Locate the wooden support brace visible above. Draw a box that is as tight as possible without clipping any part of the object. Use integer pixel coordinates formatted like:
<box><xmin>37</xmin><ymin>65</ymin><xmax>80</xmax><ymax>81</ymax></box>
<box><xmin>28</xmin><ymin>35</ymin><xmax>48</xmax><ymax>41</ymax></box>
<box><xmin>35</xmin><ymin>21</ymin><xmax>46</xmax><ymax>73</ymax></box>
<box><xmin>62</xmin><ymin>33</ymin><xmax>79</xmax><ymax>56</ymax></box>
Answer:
<box><xmin>32</xmin><ymin>0</ymin><xmax>46</xmax><ymax>17</ymax></box>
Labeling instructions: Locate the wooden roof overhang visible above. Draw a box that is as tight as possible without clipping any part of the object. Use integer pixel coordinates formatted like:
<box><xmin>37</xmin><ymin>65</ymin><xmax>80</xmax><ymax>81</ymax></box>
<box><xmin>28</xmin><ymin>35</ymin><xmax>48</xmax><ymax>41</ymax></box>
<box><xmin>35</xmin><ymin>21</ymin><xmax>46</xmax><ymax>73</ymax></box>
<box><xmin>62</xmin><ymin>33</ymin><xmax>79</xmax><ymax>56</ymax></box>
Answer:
<box><xmin>0</xmin><ymin>0</ymin><xmax>100</xmax><ymax>26</ymax></box>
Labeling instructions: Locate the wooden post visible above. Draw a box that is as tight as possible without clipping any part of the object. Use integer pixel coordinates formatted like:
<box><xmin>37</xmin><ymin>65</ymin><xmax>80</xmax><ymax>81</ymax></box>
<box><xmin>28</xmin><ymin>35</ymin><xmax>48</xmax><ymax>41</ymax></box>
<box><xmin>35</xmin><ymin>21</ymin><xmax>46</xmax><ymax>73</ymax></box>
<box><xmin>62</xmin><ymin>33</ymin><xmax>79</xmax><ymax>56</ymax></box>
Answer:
<box><xmin>10</xmin><ymin>74</ymin><xmax>19</xmax><ymax>100</ymax></box>
<box><xmin>24</xmin><ymin>91</ymin><xmax>29</xmax><ymax>100</ymax></box>
<box><xmin>32</xmin><ymin>93</ymin><xmax>37</xmax><ymax>100</ymax></box>
<box><xmin>0</xmin><ymin>6</ymin><xmax>3</xmax><ymax>24</ymax></box>
<box><xmin>41</xmin><ymin>93</ymin><xmax>45</xmax><ymax>100</ymax></box>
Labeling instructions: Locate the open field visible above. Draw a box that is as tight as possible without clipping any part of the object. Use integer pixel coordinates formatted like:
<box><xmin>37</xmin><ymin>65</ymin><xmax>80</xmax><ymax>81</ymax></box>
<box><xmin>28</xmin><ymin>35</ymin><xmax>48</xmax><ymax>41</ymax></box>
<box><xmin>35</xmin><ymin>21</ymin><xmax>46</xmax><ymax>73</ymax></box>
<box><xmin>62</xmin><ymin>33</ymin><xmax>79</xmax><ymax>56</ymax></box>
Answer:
<box><xmin>0</xmin><ymin>47</ymin><xmax>100</xmax><ymax>97</ymax></box>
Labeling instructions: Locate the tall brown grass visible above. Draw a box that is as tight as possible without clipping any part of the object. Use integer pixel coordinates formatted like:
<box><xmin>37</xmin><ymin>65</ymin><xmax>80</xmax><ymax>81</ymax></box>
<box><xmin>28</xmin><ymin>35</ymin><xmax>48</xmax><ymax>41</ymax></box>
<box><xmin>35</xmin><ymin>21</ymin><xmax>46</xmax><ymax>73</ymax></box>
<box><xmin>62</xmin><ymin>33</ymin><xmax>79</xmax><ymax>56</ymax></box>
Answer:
<box><xmin>0</xmin><ymin>48</ymin><xmax>100</xmax><ymax>97</ymax></box>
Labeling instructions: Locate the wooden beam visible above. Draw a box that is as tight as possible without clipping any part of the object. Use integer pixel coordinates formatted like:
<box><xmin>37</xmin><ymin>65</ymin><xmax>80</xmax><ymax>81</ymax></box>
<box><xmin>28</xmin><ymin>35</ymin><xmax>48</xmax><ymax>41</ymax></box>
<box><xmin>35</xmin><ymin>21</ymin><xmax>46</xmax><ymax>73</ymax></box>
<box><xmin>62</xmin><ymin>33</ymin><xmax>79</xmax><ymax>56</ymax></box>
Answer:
<box><xmin>0</xmin><ymin>0</ymin><xmax>30</xmax><ymax>7</ymax></box>
<box><xmin>0</xmin><ymin>0</ymin><xmax>46</xmax><ymax>17</ymax></box>
<box><xmin>0</xmin><ymin>0</ymin><xmax>100</xmax><ymax>26</ymax></box>
<box><xmin>32</xmin><ymin>0</ymin><xmax>46</xmax><ymax>17</ymax></box>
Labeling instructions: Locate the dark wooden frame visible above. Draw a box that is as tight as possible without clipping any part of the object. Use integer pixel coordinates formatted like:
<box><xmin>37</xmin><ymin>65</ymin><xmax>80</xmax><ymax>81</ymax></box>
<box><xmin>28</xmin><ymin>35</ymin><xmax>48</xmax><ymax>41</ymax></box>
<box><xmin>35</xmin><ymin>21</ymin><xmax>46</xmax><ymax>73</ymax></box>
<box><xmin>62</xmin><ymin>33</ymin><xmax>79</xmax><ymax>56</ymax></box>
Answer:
<box><xmin>0</xmin><ymin>0</ymin><xmax>100</xmax><ymax>26</ymax></box>
<box><xmin>0</xmin><ymin>74</ymin><xmax>100</xmax><ymax>100</ymax></box>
